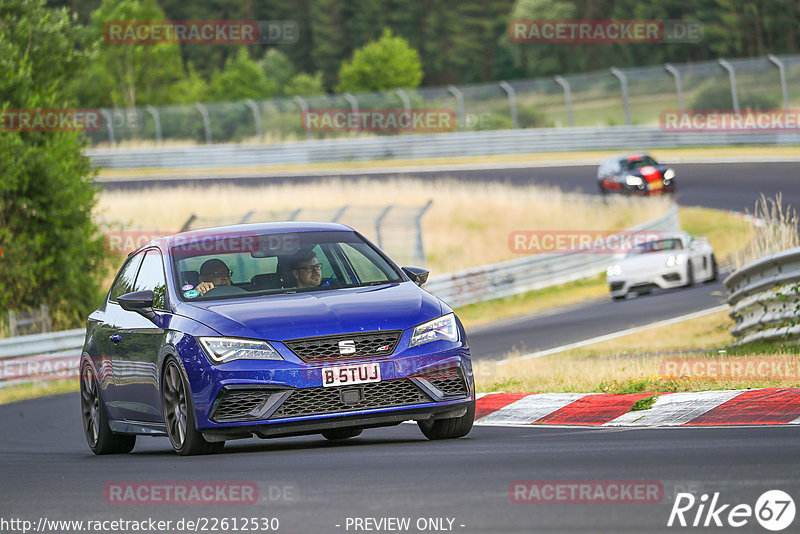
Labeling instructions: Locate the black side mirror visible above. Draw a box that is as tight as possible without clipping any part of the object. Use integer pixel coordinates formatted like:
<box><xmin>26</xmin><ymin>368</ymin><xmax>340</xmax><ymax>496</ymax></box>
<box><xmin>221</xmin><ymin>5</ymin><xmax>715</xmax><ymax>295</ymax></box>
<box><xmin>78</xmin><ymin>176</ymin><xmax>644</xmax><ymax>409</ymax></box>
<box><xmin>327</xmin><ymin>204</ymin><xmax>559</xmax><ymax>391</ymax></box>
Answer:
<box><xmin>402</xmin><ymin>266</ymin><xmax>430</xmax><ymax>286</ymax></box>
<box><xmin>117</xmin><ymin>290</ymin><xmax>157</xmax><ymax>320</ymax></box>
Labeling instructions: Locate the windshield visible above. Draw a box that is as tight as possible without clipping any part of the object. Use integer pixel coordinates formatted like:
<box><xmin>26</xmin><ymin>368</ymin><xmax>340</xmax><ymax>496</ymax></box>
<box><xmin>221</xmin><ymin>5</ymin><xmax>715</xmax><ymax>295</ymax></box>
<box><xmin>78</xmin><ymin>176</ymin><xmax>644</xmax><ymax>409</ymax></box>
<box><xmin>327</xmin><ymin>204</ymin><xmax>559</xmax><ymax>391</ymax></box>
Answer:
<box><xmin>620</xmin><ymin>155</ymin><xmax>657</xmax><ymax>172</ymax></box>
<box><xmin>626</xmin><ymin>238</ymin><xmax>683</xmax><ymax>256</ymax></box>
<box><xmin>172</xmin><ymin>230</ymin><xmax>403</xmax><ymax>301</ymax></box>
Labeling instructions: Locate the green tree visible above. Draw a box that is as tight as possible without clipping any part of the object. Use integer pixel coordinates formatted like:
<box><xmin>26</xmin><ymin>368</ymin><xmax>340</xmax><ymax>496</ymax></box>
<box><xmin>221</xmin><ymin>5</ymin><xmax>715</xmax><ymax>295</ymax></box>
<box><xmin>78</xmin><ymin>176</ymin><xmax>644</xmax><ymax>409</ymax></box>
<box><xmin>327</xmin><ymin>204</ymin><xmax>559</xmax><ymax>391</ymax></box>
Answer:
<box><xmin>79</xmin><ymin>0</ymin><xmax>186</xmax><ymax>108</ymax></box>
<box><xmin>0</xmin><ymin>0</ymin><xmax>108</xmax><ymax>329</ymax></box>
<box><xmin>336</xmin><ymin>28</ymin><xmax>423</xmax><ymax>92</ymax></box>
<box><xmin>207</xmin><ymin>48</ymin><xmax>275</xmax><ymax>102</ymax></box>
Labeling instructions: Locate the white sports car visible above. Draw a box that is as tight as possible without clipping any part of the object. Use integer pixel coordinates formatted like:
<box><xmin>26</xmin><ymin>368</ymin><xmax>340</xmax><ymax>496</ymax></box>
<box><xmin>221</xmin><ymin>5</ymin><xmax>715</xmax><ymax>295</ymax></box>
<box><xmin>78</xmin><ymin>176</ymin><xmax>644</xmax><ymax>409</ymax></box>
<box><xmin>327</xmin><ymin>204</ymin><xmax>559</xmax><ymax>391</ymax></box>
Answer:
<box><xmin>606</xmin><ymin>231</ymin><xmax>717</xmax><ymax>300</ymax></box>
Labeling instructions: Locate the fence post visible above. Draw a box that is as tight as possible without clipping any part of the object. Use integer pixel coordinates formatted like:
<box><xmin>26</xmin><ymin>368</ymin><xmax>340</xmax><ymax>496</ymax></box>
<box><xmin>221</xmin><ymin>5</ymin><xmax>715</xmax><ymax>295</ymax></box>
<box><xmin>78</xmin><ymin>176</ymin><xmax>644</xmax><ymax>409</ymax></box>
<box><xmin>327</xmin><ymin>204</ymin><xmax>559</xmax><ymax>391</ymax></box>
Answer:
<box><xmin>414</xmin><ymin>199</ymin><xmax>433</xmax><ymax>265</ymax></box>
<box><xmin>375</xmin><ymin>205</ymin><xmax>393</xmax><ymax>248</ymax></box>
<box><xmin>145</xmin><ymin>105</ymin><xmax>162</xmax><ymax>145</ymax></box>
<box><xmin>554</xmin><ymin>76</ymin><xmax>574</xmax><ymax>127</ymax></box>
<box><xmin>293</xmin><ymin>96</ymin><xmax>311</xmax><ymax>139</ymax></box>
<box><xmin>245</xmin><ymin>99</ymin><xmax>263</xmax><ymax>140</ymax></box>
<box><xmin>180</xmin><ymin>214</ymin><xmax>197</xmax><ymax>232</ymax></box>
<box><xmin>194</xmin><ymin>103</ymin><xmax>212</xmax><ymax>144</ymax></box>
<box><xmin>395</xmin><ymin>89</ymin><xmax>412</xmax><ymax>132</ymax></box>
<box><xmin>288</xmin><ymin>208</ymin><xmax>303</xmax><ymax>221</ymax></box>
<box><xmin>498</xmin><ymin>81</ymin><xmax>518</xmax><ymax>129</ymax></box>
<box><xmin>448</xmin><ymin>85</ymin><xmax>466</xmax><ymax>132</ymax></box>
<box><xmin>768</xmin><ymin>54</ymin><xmax>790</xmax><ymax>112</ymax></box>
<box><xmin>332</xmin><ymin>204</ymin><xmax>349</xmax><ymax>222</ymax></box>
<box><xmin>610</xmin><ymin>67</ymin><xmax>632</xmax><ymax>125</ymax></box>
<box><xmin>718</xmin><ymin>59</ymin><xmax>740</xmax><ymax>112</ymax></box>
<box><xmin>100</xmin><ymin>109</ymin><xmax>115</xmax><ymax>145</ymax></box>
<box><xmin>343</xmin><ymin>93</ymin><xmax>359</xmax><ymax>134</ymax></box>
<box><xmin>664</xmin><ymin>63</ymin><xmax>685</xmax><ymax>114</ymax></box>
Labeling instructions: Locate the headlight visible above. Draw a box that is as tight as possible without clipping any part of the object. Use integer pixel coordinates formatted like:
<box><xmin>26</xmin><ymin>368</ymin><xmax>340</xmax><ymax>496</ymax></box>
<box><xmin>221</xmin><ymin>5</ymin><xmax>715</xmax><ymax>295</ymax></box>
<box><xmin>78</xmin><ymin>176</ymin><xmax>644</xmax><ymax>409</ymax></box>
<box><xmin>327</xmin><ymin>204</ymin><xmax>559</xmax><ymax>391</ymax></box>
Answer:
<box><xmin>410</xmin><ymin>313</ymin><xmax>458</xmax><ymax>347</ymax></box>
<box><xmin>607</xmin><ymin>264</ymin><xmax>622</xmax><ymax>276</ymax></box>
<box><xmin>665</xmin><ymin>254</ymin><xmax>686</xmax><ymax>267</ymax></box>
<box><xmin>199</xmin><ymin>337</ymin><xmax>283</xmax><ymax>364</ymax></box>
<box><xmin>625</xmin><ymin>175</ymin><xmax>643</xmax><ymax>187</ymax></box>
<box><xmin>663</xmin><ymin>168</ymin><xmax>675</xmax><ymax>181</ymax></box>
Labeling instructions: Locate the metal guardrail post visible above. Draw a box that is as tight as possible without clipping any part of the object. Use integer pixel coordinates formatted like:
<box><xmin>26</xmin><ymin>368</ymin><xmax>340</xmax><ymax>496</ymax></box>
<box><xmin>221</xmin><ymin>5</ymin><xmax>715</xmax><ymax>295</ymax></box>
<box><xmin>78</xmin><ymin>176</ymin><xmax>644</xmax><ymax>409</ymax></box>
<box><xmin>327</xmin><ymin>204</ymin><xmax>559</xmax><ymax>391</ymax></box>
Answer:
<box><xmin>554</xmin><ymin>76</ymin><xmax>574</xmax><ymax>127</ymax></box>
<box><xmin>664</xmin><ymin>63</ymin><xmax>685</xmax><ymax>114</ymax></box>
<box><xmin>448</xmin><ymin>85</ymin><xmax>466</xmax><ymax>132</ymax></box>
<box><xmin>240</xmin><ymin>210</ymin><xmax>255</xmax><ymax>223</ymax></box>
<box><xmin>293</xmin><ymin>96</ymin><xmax>311</xmax><ymax>139</ymax></box>
<box><xmin>245</xmin><ymin>99</ymin><xmax>263</xmax><ymax>140</ymax></box>
<box><xmin>100</xmin><ymin>109</ymin><xmax>115</xmax><ymax>145</ymax></box>
<box><xmin>180</xmin><ymin>214</ymin><xmax>197</xmax><ymax>232</ymax></box>
<box><xmin>610</xmin><ymin>67</ymin><xmax>632</xmax><ymax>125</ymax></box>
<box><xmin>145</xmin><ymin>105</ymin><xmax>162</xmax><ymax>145</ymax></box>
<box><xmin>413</xmin><ymin>200</ymin><xmax>433</xmax><ymax>265</ymax></box>
<box><xmin>768</xmin><ymin>55</ymin><xmax>790</xmax><ymax>112</ymax></box>
<box><xmin>498</xmin><ymin>81</ymin><xmax>518</xmax><ymax>129</ymax></box>
<box><xmin>718</xmin><ymin>59</ymin><xmax>740</xmax><ymax>113</ymax></box>
<box><xmin>395</xmin><ymin>89</ymin><xmax>412</xmax><ymax>132</ymax></box>
<box><xmin>375</xmin><ymin>205</ymin><xmax>393</xmax><ymax>249</ymax></box>
<box><xmin>194</xmin><ymin>103</ymin><xmax>212</xmax><ymax>144</ymax></box>
<box><xmin>288</xmin><ymin>208</ymin><xmax>303</xmax><ymax>221</ymax></box>
<box><xmin>343</xmin><ymin>93</ymin><xmax>360</xmax><ymax>134</ymax></box>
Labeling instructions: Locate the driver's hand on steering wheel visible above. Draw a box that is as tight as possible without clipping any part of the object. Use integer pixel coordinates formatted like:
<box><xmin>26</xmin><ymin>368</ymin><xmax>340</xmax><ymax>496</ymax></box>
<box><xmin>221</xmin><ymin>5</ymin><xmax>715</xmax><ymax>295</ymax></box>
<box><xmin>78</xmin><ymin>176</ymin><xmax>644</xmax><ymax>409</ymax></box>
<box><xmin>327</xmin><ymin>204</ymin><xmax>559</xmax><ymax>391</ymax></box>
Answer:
<box><xmin>196</xmin><ymin>281</ymin><xmax>215</xmax><ymax>296</ymax></box>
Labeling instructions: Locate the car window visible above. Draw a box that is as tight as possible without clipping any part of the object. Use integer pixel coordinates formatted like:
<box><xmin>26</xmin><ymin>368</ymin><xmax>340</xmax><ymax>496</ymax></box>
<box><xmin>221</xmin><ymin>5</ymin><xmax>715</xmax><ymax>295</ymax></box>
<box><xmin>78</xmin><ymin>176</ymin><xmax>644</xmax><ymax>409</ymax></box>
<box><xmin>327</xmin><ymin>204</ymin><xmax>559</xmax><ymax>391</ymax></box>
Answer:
<box><xmin>133</xmin><ymin>249</ymin><xmax>168</xmax><ymax>309</ymax></box>
<box><xmin>109</xmin><ymin>251</ymin><xmax>145</xmax><ymax>302</ymax></box>
<box><xmin>341</xmin><ymin>243</ymin><xmax>391</xmax><ymax>283</ymax></box>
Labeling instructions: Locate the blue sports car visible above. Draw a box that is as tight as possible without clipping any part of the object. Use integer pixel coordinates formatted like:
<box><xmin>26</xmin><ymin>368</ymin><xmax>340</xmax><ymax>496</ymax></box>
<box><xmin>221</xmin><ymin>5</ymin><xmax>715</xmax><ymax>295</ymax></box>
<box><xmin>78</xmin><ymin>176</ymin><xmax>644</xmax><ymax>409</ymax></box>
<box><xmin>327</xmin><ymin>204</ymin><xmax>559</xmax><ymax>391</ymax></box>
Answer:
<box><xmin>80</xmin><ymin>222</ymin><xmax>474</xmax><ymax>455</ymax></box>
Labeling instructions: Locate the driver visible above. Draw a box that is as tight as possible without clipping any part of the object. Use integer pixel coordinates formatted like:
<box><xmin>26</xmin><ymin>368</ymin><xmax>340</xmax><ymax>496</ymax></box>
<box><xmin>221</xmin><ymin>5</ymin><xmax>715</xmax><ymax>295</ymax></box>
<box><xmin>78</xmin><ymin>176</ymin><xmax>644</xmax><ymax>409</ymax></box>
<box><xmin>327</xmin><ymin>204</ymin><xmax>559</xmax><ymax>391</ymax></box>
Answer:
<box><xmin>291</xmin><ymin>250</ymin><xmax>323</xmax><ymax>288</ymax></box>
<box><xmin>195</xmin><ymin>258</ymin><xmax>232</xmax><ymax>296</ymax></box>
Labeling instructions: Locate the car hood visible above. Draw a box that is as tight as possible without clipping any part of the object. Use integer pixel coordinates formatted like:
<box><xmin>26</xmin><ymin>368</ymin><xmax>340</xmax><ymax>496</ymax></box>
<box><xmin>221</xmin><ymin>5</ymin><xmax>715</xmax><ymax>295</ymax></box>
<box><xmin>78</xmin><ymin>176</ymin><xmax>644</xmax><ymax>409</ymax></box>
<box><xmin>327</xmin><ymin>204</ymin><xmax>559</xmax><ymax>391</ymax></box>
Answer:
<box><xmin>617</xmin><ymin>251</ymin><xmax>679</xmax><ymax>272</ymax></box>
<box><xmin>176</xmin><ymin>282</ymin><xmax>444</xmax><ymax>341</ymax></box>
<box><xmin>631</xmin><ymin>164</ymin><xmax>669</xmax><ymax>182</ymax></box>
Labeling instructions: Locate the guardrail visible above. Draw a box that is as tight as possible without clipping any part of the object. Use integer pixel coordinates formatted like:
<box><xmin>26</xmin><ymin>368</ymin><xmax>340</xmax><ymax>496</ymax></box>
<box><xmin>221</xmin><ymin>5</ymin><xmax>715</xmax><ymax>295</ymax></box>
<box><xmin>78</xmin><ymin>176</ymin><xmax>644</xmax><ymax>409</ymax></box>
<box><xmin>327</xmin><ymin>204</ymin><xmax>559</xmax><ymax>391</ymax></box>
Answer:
<box><xmin>88</xmin><ymin>127</ymin><xmax>800</xmax><ymax>174</ymax></box>
<box><xmin>424</xmin><ymin>204</ymin><xmax>679</xmax><ymax>308</ymax></box>
<box><xmin>724</xmin><ymin>247</ymin><xmax>800</xmax><ymax>345</ymax></box>
<box><xmin>0</xmin><ymin>328</ymin><xmax>84</xmax><ymax>387</ymax></box>
<box><xmin>0</xmin><ymin>204</ymin><xmax>678</xmax><ymax>386</ymax></box>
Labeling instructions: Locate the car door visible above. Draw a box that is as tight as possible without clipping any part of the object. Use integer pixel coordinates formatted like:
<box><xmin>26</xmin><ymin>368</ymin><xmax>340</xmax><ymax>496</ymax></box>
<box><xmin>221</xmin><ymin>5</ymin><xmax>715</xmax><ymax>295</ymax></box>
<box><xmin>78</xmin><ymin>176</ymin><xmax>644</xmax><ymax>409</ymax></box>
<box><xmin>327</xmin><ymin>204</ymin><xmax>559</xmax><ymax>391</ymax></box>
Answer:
<box><xmin>111</xmin><ymin>248</ymin><xmax>171</xmax><ymax>423</ymax></box>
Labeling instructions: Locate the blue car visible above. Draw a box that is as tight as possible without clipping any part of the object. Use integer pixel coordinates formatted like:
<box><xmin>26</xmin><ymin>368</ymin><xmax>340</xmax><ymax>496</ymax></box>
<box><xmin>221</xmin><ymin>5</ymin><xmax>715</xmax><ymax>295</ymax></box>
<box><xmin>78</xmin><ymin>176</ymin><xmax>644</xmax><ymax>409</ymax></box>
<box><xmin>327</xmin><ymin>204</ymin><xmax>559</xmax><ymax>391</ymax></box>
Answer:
<box><xmin>80</xmin><ymin>222</ymin><xmax>475</xmax><ymax>455</ymax></box>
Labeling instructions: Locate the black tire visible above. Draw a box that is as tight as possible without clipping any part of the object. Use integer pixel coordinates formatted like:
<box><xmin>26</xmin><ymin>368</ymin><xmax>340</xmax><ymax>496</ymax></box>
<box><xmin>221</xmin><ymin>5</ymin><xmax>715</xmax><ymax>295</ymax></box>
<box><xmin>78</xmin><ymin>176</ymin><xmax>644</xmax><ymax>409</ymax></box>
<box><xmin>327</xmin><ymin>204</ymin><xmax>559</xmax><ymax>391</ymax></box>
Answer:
<box><xmin>321</xmin><ymin>428</ymin><xmax>363</xmax><ymax>440</ymax></box>
<box><xmin>161</xmin><ymin>358</ymin><xmax>224</xmax><ymax>456</ymax></box>
<box><xmin>612</xmin><ymin>294</ymin><xmax>626</xmax><ymax>301</ymax></box>
<box><xmin>598</xmin><ymin>182</ymin><xmax>608</xmax><ymax>196</ymax></box>
<box><xmin>684</xmin><ymin>260</ymin><xmax>695</xmax><ymax>287</ymax></box>
<box><xmin>80</xmin><ymin>363</ymin><xmax>136</xmax><ymax>455</ymax></box>
<box><xmin>418</xmin><ymin>399</ymin><xmax>475</xmax><ymax>440</ymax></box>
<box><xmin>707</xmin><ymin>254</ymin><xmax>718</xmax><ymax>282</ymax></box>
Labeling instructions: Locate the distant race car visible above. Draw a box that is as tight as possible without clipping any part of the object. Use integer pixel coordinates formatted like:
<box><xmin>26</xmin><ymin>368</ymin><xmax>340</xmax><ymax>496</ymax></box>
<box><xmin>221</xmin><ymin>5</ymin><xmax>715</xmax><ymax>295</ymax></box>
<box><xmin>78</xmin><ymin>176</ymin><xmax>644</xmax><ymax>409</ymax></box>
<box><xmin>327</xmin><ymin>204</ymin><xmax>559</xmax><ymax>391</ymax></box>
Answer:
<box><xmin>597</xmin><ymin>153</ymin><xmax>676</xmax><ymax>195</ymax></box>
<box><xmin>606</xmin><ymin>231</ymin><xmax>717</xmax><ymax>300</ymax></box>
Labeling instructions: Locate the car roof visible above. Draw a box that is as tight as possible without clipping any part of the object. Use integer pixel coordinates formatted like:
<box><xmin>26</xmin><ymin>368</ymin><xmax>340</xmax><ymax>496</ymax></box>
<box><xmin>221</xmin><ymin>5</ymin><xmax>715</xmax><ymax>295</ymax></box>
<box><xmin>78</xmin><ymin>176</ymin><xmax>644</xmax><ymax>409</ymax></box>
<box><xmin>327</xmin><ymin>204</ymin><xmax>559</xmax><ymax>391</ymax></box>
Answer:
<box><xmin>129</xmin><ymin>221</ymin><xmax>355</xmax><ymax>255</ymax></box>
<box><xmin>602</xmin><ymin>153</ymin><xmax>653</xmax><ymax>163</ymax></box>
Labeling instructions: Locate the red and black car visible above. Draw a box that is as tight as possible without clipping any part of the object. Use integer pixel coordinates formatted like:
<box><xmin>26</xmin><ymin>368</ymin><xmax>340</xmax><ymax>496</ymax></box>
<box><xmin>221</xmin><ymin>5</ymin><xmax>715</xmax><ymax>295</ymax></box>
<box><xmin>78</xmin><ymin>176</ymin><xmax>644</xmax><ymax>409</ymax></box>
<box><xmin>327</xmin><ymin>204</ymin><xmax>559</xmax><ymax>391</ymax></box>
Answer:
<box><xmin>596</xmin><ymin>153</ymin><xmax>676</xmax><ymax>195</ymax></box>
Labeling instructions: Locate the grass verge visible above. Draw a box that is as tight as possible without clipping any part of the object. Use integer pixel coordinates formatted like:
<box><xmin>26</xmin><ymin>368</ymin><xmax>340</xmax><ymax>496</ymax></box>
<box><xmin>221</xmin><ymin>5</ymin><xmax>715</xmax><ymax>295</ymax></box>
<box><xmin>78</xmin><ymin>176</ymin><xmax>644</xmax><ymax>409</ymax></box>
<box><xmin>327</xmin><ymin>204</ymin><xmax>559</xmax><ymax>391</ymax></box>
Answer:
<box><xmin>0</xmin><ymin>379</ymin><xmax>78</xmax><ymax>406</ymax></box>
<box><xmin>475</xmin><ymin>310</ymin><xmax>800</xmax><ymax>394</ymax></box>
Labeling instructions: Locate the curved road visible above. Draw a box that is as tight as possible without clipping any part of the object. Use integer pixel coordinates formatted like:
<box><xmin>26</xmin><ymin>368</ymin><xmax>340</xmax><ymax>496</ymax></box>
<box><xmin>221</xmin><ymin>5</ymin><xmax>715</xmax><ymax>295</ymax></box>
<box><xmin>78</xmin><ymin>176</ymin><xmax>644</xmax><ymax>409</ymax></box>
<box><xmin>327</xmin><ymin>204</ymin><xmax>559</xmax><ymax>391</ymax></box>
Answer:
<box><xmin>2</xmin><ymin>394</ymin><xmax>800</xmax><ymax>533</ymax></box>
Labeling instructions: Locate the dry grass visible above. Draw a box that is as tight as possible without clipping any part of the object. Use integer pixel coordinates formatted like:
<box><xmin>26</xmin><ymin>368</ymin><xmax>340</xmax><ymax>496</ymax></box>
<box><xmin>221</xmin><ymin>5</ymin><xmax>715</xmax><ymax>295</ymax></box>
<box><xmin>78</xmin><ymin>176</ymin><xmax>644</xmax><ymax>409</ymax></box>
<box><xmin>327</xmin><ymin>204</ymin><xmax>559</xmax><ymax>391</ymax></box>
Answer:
<box><xmin>95</xmin><ymin>179</ymin><xmax>669</xmax><ymax>275</ymax></box>
<box><xmin>679</xmin><ymin>206</ymin><xmax>755</xmax><ymax>265</ymax></box>
<box><xmin>733</xmin><ymin>194</ymin><xmax>800</xmax><ymax>269</ymax></box>
<box><xmin>0</xmin><ymin>379</ymin><xmax>78</xmax><ymax>406</ymax></box>
<box><xmin>474</xmin><ymin>310</ymin><xmax>744</xmax><ymax>393</ymax></box>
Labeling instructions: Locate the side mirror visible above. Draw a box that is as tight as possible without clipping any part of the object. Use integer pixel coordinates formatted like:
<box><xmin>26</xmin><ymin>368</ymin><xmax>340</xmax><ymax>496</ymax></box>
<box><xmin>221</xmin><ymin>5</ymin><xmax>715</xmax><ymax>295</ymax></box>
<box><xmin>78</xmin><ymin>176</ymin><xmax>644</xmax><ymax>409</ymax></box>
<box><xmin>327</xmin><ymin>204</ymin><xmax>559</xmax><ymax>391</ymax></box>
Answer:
<box><xmin>402</xmin><ymin>266</ymin><xmax>430</xmax><ymax>286</ymax></box>
<box><xmin>117</xmin><ymin>290</ymin><xmax>157</xmax><ymax>320</ymax></box>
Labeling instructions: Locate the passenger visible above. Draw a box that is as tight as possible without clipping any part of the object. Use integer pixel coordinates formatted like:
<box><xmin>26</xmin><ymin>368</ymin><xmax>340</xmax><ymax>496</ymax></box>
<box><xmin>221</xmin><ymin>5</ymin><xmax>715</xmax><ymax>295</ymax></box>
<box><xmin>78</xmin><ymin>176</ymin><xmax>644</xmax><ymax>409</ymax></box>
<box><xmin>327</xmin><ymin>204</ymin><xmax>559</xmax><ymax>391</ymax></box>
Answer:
<box><xmin>195</xmin><ymin>258</ymin><xmax>232</xmax><ymax>296</ymax></box>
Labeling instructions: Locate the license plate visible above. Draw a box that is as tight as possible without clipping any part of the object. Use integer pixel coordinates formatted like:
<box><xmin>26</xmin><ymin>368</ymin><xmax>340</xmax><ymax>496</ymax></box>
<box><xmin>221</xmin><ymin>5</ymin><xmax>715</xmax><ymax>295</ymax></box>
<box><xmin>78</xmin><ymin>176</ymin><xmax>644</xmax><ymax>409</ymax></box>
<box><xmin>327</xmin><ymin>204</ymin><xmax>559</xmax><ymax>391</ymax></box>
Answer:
<box><xmin>322</xmin><ymin>362</ymin><xmax>381</xmax><ymax>387</ymax></box>
<box><xmin>648</xmin><ymin>179</ymin><xmax>664</xmax><ymax>190</ymax></box>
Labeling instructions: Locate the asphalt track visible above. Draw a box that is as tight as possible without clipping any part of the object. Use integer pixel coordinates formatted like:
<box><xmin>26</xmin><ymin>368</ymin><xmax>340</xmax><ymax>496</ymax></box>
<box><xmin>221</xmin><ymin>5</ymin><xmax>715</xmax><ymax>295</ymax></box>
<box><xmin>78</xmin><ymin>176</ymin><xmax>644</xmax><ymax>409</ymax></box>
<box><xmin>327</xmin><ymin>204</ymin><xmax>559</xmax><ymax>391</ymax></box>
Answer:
<box><xmin>3</xmin><ymin>393</ymin><xmax>800</xmax><ymax>533</ymax></box>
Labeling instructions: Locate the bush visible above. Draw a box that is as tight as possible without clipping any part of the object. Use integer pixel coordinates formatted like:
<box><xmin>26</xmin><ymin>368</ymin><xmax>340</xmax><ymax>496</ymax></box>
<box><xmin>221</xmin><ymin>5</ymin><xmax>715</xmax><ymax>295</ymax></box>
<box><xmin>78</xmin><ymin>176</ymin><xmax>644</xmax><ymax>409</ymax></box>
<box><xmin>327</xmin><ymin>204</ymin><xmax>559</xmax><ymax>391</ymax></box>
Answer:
<box><xmin>691</xmin><ymin>80</ymin><xmax>780</xmax><ymax>111</ymax></box>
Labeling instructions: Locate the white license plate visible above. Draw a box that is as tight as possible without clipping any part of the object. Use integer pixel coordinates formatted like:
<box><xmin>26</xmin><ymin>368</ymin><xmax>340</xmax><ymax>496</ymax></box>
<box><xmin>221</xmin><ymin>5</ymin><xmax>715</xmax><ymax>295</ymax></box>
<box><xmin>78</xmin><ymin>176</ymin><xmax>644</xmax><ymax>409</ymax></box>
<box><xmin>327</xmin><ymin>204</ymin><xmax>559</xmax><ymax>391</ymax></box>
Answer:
<box><xmin>322</xmin><ymin>362</ymin><xmax>381</xmax><ymax>387</ymax></box>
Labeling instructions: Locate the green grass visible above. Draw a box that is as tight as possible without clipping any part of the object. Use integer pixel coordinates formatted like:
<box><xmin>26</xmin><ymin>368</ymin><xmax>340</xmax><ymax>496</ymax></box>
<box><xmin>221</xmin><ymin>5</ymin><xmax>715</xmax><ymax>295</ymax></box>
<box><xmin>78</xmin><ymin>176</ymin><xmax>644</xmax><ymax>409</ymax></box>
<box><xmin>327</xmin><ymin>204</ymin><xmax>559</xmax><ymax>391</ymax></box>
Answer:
<box><xmin>0</xmin><ymin>379</ymin><xmax>78</xmax><ymax>405</ymax></box>
<box><xmin>630</xmin><ymin>395</ymin><xmax>658</xmax><ymax>412</ymax></box>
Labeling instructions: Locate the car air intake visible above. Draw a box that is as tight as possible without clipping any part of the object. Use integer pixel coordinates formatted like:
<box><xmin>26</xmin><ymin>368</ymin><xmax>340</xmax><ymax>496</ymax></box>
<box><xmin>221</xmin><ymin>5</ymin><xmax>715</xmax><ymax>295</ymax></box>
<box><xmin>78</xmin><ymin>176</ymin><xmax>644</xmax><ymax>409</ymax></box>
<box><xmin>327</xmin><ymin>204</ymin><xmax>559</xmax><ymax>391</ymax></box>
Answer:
<box><xmin>284</xmin><ymin>331</ymin><xmax>403</xmax><ymax>363</ymax></box>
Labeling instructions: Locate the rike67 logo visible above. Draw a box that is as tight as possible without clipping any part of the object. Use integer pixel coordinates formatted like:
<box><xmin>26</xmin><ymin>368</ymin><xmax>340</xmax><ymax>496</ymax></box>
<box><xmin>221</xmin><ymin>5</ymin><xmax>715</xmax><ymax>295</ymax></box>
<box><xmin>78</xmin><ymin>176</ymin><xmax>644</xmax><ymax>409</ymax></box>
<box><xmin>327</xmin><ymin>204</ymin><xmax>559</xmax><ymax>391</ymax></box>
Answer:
<box><xmin>668</xmin><ymin>490</ymin><xmax>795</xmax><ymax>531</ymax></box>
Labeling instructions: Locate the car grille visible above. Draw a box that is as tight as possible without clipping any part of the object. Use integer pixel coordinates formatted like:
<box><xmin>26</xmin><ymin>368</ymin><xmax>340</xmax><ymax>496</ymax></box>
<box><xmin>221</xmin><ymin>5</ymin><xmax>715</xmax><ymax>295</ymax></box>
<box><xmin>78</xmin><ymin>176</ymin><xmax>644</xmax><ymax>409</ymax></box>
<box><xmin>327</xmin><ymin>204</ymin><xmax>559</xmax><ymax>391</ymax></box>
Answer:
<box><xmin>663</xmin><ymin>272</ymin><xmax>681</xmax><ymax>282</ymax></box>
<box><xmin>427</xmin><ymin>375</ymin><xmax>468</xmax><ymax>397</ymax></box>
<box><xmin>283</xmin><ymin>331</ymin><xmax>403</xmax><ymax>363</ymax></box>
<box><xmin>609</xmin><ymin>282</ymin><xmax>624</xmax><ymax>292</ymax></box>
<box><xmin>212</xmin><ymin>389</ymin><xmax>274</xmax><ymax>422</ymax></box>
<box><xmin>269</xmin><ymin>379</ymin><xmax>431</xmax><ymax>419</ymax></box>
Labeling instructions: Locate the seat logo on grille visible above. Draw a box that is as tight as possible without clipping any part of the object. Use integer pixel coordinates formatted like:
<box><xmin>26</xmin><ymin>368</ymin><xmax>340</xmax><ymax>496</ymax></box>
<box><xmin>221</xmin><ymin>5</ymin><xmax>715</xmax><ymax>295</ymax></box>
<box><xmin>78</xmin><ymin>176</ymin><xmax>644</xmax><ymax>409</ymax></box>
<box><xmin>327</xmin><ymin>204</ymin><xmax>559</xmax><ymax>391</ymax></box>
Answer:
<box><xmin>338</xmin><ymin>340</ymin><xmax>356</xmax><ymax>355</ymax></box>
